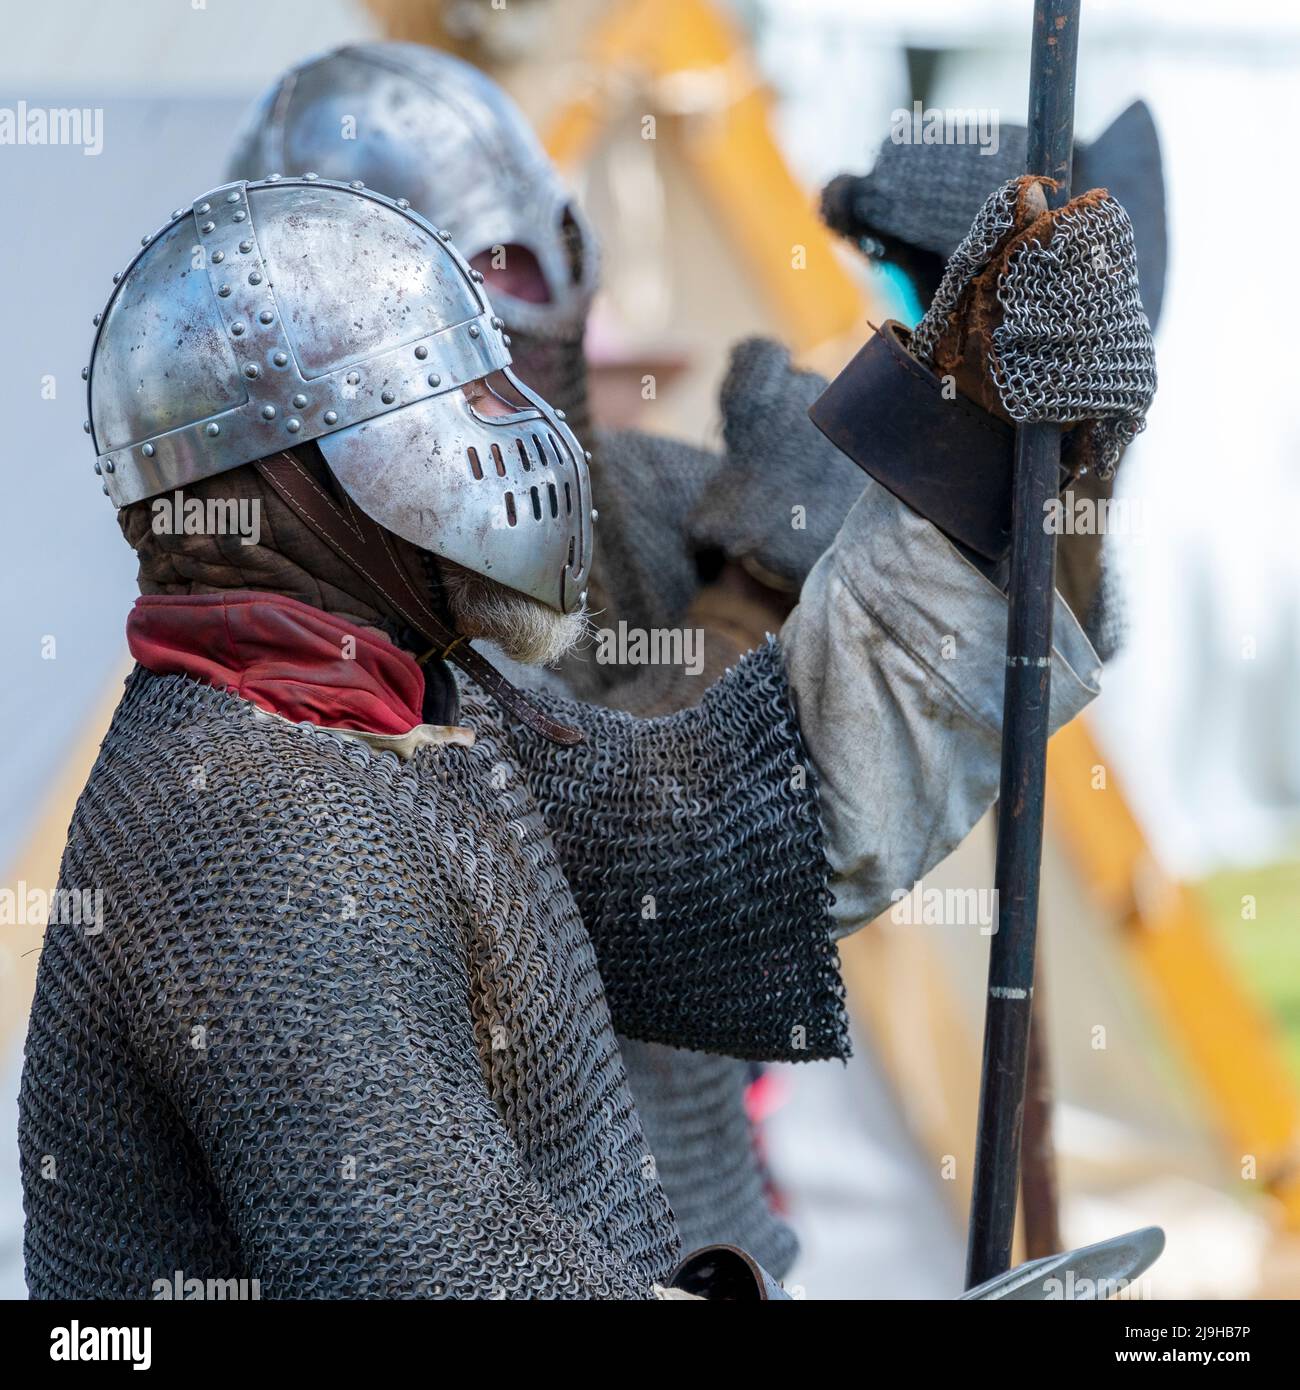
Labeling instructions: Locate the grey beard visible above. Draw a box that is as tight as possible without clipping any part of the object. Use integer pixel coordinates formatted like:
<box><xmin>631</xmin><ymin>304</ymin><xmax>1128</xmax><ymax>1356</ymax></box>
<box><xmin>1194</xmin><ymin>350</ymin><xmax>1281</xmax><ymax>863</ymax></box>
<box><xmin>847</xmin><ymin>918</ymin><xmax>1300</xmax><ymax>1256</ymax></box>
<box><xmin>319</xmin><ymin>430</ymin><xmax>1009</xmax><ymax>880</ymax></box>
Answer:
<box><xmin>438</xmin><ymin>560</ymin><xmax>591</xmax><ymax>668</ymax></box>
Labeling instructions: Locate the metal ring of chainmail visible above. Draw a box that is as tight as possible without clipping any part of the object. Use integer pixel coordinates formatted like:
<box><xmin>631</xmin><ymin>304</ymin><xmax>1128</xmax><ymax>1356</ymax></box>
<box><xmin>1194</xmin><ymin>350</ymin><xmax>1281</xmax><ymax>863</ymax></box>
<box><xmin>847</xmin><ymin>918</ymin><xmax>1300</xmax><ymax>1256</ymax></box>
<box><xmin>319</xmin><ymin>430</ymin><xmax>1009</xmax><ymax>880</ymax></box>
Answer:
<box><xmin>912</xmin><ymin>178</ymin><xmax>1157</xmax><ymax>479</ymax></box>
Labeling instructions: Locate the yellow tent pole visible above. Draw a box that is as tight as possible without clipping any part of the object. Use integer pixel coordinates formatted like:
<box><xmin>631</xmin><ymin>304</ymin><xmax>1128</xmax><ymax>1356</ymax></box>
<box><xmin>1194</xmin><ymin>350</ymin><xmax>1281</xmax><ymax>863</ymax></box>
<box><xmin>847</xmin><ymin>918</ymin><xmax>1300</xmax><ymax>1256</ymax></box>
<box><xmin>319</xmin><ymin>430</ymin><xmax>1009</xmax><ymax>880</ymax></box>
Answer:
<box><xmin>540</xmin><ymin>0</ymin><xmax>872</xmax><ymax>357</ymax></box>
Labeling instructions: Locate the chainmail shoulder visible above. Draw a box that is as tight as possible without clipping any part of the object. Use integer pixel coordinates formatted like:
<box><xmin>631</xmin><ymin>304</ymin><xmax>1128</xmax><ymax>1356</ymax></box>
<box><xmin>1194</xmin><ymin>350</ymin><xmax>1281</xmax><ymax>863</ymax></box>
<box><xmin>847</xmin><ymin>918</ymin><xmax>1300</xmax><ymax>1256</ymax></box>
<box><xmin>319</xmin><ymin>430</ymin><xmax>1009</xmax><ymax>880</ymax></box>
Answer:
<box><xmin>499</xmin><ymin>637</ymin><xmax>847</xmax><ymax>1062</ymax></box>
<box><xmin>21</xmin><ymin>667</ymin><xmax>684</xmax><ymax>1299</ymax></box>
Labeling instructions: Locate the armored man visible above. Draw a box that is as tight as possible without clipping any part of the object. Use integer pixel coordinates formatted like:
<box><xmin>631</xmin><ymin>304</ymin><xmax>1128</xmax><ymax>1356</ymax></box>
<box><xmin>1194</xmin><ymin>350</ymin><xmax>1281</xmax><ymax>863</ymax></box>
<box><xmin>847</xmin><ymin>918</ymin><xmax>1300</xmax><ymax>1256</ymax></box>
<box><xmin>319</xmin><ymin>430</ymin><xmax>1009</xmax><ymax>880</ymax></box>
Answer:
<box><xmin>20</xmin><ymin>171</ymin><xmax>1152</xmax><ymax>1298</ymax></box>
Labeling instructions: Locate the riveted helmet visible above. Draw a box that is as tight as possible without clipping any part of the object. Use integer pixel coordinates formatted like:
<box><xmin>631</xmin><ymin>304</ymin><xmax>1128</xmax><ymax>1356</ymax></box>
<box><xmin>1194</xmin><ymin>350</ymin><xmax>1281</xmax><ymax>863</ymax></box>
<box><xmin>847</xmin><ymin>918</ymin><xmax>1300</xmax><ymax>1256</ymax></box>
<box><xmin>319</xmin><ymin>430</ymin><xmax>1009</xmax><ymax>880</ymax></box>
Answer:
<box><xmin>86</xmin><ymin>176</ymin><xmax>593</xmax><ymax>614</ymax></box>
<box><xmin>226</xmin><ymin>43</ymin><xmax>598</xmax><ymax>343</ymax></box>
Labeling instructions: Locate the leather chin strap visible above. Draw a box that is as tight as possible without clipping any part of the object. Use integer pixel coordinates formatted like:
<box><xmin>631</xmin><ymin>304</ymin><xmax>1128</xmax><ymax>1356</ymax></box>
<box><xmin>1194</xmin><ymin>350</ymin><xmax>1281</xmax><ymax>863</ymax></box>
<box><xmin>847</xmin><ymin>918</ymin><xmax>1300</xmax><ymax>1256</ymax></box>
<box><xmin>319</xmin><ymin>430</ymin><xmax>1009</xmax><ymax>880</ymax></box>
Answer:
<box><xmin>254</xmin><ymin>451</ymin><xmax>583</xmax><ymax>747</ymax></box>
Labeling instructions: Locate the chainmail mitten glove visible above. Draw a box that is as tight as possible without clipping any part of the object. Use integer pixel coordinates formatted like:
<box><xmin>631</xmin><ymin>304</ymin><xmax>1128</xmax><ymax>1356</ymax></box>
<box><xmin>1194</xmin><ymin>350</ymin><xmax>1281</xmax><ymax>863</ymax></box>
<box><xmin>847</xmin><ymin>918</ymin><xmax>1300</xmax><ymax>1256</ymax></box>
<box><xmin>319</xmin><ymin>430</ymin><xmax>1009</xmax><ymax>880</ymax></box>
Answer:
<box><xmin>687</xmin><ymin>337</ymin><xmax>866</xmax><ymax>592</ymax></box>
<box><xmin>911</xmin><ymin>175</ymin><xmax>1156</xmax><ymax>480</ymax></box>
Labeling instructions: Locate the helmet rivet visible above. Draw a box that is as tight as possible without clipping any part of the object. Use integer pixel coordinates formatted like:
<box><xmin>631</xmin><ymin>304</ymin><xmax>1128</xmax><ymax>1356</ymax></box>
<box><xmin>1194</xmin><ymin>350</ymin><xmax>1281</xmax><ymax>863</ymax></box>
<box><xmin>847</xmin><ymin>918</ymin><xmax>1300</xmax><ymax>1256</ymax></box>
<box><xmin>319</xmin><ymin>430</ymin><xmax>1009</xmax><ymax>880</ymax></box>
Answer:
<box><xmin>244</xmin><ymin>364</ymin><xmax>260</xmax><ymax>379</ymax></box>
<box><xmin>257</xmin><ymin>309</ymin><xmax>273</xmax><ymax>325</ymax></box>
<box><xmin>112</xmin><ymin>271</ymin><xmax>121</xmax><ymax>284</ymax></box>
<box><xmin>171</xmin><ymin>208</ymin><xmax>183</xmax><ymax>219</ymax></box>
<box><xmin>92</xmin><ymin>314</ymin><xmax>102</xmax><ymax>327</ymax></box>
<box><xmin>205</xmin><ymin>423</ymin><xmax>220</xmax><ymax>437</ymax></box>
<box><xmin>232</xmin><ymin>210</ymin><xmax>246</xmax><ymax>223</ymax></box>
<box><xmin>427</xmin><ymin>373</ymin><xmax>441</xmax><ymax>388</ymax></box>
<box><xmin>414</xmin><ymin>345</ymin><xmax>428</xmax><ymax>360</ymax></box>
<box><xmin>231</xmin><ymin>321</ymin><xmax>246</xmax><ymax>336</ymax></box>
<box><xmin>273</xmin><ymin>350</ymin><xmax>288</xmax><ymax>367</ymax></box>
<box><xmin>142</xmin><ymin>443</ymin><xmax>156</xmax><ymax>458</ymax></box>
<box><xmin>83</xmin><ymin>420</ymin><xmax>91</xmax><ymax>434</ymax></box>
<box><xmin>103</xmin><ymin>458</ymin><xmax>115</xmax><ymax>473</ymax></box>
<box><xmin>239</xmin><ymin>239</ymin><xmax>253</xmax><ymax>254</ymax></box>
<box><xmin>261</xmin><ymin>405</ymin><xmax>277</xmax><ymax>420</ymax></box>
<box><xmin>381</xmin><ymin>389</ymin><xmax>396</xmax><ymax>405</ymax></box>
<box><xmin>323</xmin><ymin>409</ymin><xmax>338</xmax><ymax>426</ymax></box>
<box><xmin>591</xmin><ymin>508</ymin><xmax>598</xmax><ymax>521</ymax></box>
<box><xmin>226</xmin><ymin>192</ymin><xmax>240</xmax><ymax>204</ymax></box>
<box><xmin>303</xmin><ymin>171</ymin><xmax>319</xmax><ymax>181</ymax></box>
<box><xmin>349</xmin><ymin>180</ymin><xmax>364</xmax><ymax>190</ymax></box>
<box><xmin>492</xmin><ymin>317</ymin><xmax>503</xmax><ymax>330</ymax></box>
<box><xmin>584</xmin><ymin>450</ymin><xmax>592</xmax><ymax>461</ymax></box>
<box><xmin>141</xmin><ymin>234</ymin><xmax>151</xmax><ymax>246</ymax></box>
<box><xmin>93</xmin><ymin>462</ymin><xmax>101</xmax><ymax>475</ymax></box>
<box><xmin>555</xmin><ymin>409</ymin><xmax>566</xmax><ymax>420</ymax></box>
<box><xmin>212</xmin><ymin>250</ymin><xmax>225</xmax><ymax>264</ymax></box>
<box><xmin>102</xmin><ymin>483</ymin><xmax>109</xmax><ymax>496</ymax></box>
<box><xmin>396</xmin><ymin>198</ymin><xmax>410</xmax><ymax>209</ymax></box>
<box><xmin>80</xmin><ymin>367</ymin><xmax>88</xmax><ymax>380</ymax></box>
<box><xmin>346</xmin><ymin>371</ymin><xmax>360</xmax><ymax>386</ymax></box>
<box><xmin>286</xmin><ymin>418</ymin><xmax>302</xmax><ymax>433</ymax></box>
<box><xmin>468</xmin><ymin>325</ymin><xmax>480</xmax><ymax>338</ymax></box>
<box><xmin>201</xmin><ymin>221</ymin><xmax>215</xmax><ymax>234</ymax></box>
<box><xmin>502</xmin><ymin>334</ymin><xmax>512</xmax><ymax>347</ymax></box>
<box><xmin>267</xmin><ymin>173</ymin><xmax>282</xmax><ymax>182</ymax></box>
<box><xmin>248</xmin><ymin>271</ymin><xmax>263</xmax><ymax>286</ymax></box>
<box><xmin>292</xmin><ymin>393</ymin><xmax>307</xmax><ymax>408</ymax></box>
<box><xmin>197</xmin><ymin>202</ymin><xmax>211</xmax><ymax>215</ymax></box>
<box><xmin>438</xmin><ymin>229</ymin><xmax>452</xmax><ymax>241</ymax></box>
<box><xmin>218</xmin><ymin>284</ymin><xmax>232</xmax><ymax>298</ymax></box>
<box><xmin>470</xmin><ymin>270</ymin><xmax>484</xmax><ymax>283</ymax></box>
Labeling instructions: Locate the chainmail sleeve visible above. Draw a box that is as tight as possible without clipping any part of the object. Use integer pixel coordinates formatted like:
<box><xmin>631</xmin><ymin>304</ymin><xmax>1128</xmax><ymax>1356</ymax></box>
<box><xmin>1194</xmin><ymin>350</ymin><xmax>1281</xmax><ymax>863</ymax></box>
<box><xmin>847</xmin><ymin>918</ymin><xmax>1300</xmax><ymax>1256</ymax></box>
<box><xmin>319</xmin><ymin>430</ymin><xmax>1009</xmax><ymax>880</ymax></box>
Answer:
<box><xmin>503</xmin><ymin>638</ymin><xmax>848</xmax><ymax>1062</ymax></box>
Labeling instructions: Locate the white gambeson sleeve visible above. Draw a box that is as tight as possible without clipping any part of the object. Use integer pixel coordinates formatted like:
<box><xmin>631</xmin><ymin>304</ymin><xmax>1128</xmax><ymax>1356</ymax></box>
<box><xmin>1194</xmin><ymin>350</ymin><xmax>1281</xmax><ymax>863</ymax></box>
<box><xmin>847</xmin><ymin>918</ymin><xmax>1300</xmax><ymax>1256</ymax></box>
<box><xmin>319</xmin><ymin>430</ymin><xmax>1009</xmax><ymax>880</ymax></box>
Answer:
<box><xmin>779</xmin><ymin>475</ymin><xmax>1102</xmax><ymax>937</ymax></box>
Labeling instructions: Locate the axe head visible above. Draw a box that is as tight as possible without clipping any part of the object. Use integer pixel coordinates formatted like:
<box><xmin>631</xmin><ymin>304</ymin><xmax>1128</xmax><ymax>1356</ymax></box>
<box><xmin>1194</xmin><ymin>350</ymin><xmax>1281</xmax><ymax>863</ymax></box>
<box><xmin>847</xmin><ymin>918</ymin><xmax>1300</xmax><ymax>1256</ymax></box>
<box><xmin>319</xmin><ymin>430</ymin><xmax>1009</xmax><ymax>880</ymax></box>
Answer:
<box><xmin>960</xmin><ymin>1226</ymin><xmax>1166</xmax><ymax>1301</ymax></box>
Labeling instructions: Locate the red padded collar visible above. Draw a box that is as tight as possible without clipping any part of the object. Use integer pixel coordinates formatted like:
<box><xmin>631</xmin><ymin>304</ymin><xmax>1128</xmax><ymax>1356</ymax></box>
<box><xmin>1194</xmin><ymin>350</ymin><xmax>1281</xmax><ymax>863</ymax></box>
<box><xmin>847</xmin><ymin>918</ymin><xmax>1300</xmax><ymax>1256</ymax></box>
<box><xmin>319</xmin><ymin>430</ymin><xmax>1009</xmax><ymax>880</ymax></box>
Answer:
<box><xmin>126</xmin><ymin>591</ymin><xmax>425</xmax><ymax>736</ymax></box>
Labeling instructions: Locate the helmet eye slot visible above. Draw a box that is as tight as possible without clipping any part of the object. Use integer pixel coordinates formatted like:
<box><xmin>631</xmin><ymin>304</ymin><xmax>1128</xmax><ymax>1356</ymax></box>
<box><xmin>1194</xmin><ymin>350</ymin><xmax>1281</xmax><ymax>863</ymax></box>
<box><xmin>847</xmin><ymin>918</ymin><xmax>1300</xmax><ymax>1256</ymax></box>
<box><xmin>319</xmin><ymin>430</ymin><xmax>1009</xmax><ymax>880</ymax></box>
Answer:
<box><xmin>467</xmin><ymin>446</ymin><xmax>483</xmax><ymax>480</ymax></box>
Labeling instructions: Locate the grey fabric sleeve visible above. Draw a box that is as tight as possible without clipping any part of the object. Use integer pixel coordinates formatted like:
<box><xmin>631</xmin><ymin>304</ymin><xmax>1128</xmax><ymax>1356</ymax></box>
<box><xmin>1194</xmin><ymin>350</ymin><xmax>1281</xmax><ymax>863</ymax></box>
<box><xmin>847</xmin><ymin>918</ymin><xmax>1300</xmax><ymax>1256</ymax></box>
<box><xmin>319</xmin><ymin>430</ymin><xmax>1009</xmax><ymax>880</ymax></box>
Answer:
<box><xmin>780</xmin><ymin>475</ymin><xmax>1102</xmax><ymax>936</ymax></box>
<box><xmin>512</xmin><ymin>639</ymin><xmax>849</xmax><ymax>1063</ymax></box>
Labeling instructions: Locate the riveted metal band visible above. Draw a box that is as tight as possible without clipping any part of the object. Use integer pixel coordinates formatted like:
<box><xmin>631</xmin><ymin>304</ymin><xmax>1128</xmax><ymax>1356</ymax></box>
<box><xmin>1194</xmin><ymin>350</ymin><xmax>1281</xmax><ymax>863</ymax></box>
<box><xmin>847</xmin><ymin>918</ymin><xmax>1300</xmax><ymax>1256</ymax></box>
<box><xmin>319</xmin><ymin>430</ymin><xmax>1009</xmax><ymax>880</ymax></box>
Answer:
<box><xmin>92</xmin><ymin>177</ymin><xmax>513</xmax><ymax>508</ymax></box>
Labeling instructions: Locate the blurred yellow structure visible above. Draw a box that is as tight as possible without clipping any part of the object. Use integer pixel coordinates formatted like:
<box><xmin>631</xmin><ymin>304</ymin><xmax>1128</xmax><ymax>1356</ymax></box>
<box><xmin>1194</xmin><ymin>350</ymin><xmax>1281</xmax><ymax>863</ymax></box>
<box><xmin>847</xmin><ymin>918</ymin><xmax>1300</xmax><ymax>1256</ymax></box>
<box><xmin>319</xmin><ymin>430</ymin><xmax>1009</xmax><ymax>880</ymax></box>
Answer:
<box><xmin>537</xmin><ymin>0</ymin><xmax>869</xmax><ymax>361</ymax></box>
<box><xmin>1048</xmin><ymin>718</ymin><xmax>1300</xmax><ymax>1225</ymax></box>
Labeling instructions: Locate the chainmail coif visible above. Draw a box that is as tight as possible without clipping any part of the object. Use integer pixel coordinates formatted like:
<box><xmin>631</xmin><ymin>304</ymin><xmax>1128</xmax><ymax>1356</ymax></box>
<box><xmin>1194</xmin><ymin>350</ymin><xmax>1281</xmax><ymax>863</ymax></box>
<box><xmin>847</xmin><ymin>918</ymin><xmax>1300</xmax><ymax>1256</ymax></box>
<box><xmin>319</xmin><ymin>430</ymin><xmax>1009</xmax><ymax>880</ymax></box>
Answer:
<box><xmin>20</xmin><ymin>640</ymin><xmax>841</xmax><ymax>1298</ymax></box>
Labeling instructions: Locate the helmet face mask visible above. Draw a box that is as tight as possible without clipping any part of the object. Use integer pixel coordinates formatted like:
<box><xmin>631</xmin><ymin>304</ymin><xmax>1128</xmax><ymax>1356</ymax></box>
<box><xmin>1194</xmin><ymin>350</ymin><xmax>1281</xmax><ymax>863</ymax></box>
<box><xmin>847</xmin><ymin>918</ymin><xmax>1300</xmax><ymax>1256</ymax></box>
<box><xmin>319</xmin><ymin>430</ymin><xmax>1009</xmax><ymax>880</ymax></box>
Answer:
<box><xmin>317</xmin><ymin>362</ymin><xmax>592</xmax><ymax>616</ymax></box>
<box><xmin>87</xmin><ymin>177</ymin><xmax>593</xmax><ymax>616</ymax></box>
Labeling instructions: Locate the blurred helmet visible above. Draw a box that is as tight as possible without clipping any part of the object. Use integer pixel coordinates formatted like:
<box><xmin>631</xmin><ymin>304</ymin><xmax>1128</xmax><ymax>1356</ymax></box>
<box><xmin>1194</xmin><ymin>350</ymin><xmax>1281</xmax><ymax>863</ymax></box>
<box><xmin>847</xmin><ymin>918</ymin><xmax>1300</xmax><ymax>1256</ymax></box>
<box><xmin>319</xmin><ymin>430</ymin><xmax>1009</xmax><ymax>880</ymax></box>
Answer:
<box><xmin>85</xmin><ymin>176</ymin><xmax>593</xmax><ymax>614</ymax></box>
<box><xmin>226</xmin><ymin>42</ymin><xmax>598</xmax><ymax>344</ymax></box>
